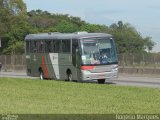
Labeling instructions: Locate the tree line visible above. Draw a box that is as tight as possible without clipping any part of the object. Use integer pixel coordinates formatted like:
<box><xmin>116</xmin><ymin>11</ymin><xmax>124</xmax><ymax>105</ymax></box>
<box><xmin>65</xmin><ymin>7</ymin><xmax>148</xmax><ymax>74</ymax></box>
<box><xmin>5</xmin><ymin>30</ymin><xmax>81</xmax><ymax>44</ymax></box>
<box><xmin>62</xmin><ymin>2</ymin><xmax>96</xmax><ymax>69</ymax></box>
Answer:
<box><xmin>0</xmin><ymin>0</ymin><xmax>155</xmax><ymax>54</ymax></box>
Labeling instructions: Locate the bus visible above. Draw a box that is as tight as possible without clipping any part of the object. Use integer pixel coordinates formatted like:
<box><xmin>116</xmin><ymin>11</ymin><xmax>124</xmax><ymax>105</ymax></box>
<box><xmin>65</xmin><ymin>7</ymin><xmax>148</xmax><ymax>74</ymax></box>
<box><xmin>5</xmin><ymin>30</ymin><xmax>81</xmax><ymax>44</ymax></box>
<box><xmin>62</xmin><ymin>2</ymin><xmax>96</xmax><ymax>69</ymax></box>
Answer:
<box><xmin>25</xmin><ymin>32</ymin><xmax>118</xmax><ymax>84</ymax></box>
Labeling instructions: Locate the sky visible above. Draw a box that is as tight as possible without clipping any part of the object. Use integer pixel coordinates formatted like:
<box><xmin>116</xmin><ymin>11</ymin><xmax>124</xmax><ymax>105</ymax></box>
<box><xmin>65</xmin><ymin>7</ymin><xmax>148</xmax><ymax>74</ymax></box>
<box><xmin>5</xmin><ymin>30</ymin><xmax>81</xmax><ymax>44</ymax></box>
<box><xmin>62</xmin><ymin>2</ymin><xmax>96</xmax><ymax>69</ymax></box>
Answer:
<box><xmin>24</xmin><ymin>0</ymin><xmax>160</xmax><ymax>52</ymax></box>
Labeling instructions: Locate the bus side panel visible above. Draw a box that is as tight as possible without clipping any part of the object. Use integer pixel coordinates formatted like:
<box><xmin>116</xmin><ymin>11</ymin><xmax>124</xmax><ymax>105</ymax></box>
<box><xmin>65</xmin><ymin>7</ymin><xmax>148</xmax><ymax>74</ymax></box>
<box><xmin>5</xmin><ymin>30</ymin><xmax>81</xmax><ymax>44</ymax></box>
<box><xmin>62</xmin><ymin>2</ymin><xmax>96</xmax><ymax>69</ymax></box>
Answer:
<box><xmin>43</xmin><ymin>53</ymin><xmax>57</xmax><ymax>79</ymax></box>
<box><xmin>58</xmin><ymin>53</ymin><xmax>77</xmax><ymax>80</ymax></box>
<box><xmin>26</xmin><ymin>53</ymin><xmax>61</xmax><ymax>79</ymax></box>
<box><xmin>26</xmin><ymin>53</ymin><xmax>41</xmax><ymax>77</ymax></box>
<box><xmin>48</xmin><ymin>53</ymin><xmax>61</xmax><ymax>79</ymax></box>
<box><xmin>42</xmin><ymin>53</ymin><xmax>80</xmax><ymax>80</ymax></box>
<box><xmin>26</xmin><ymin>54</ymin><xmax>32</xmax><ymax>76</ymax></box>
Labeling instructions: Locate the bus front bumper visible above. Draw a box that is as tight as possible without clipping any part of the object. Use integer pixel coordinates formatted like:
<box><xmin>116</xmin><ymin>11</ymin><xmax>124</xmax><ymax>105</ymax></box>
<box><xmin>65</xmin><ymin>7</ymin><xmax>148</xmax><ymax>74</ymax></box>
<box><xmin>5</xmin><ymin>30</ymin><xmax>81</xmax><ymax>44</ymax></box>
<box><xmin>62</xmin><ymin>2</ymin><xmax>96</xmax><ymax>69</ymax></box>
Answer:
<box><xmin>81</xmin><ymin>70</ymin><xmax>118</xmax><ymax>81</ymax></box>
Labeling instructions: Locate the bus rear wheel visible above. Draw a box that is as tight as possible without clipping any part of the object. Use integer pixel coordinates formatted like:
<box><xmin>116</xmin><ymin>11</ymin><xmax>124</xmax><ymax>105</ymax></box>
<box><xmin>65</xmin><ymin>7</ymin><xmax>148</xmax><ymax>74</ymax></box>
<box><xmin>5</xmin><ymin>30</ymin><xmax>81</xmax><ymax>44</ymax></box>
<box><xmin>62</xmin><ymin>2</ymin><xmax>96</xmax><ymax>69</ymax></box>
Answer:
<box><xmin>40</xmin><ymin>71</ymin><xmax>44</xmax><ymax>80</ymax></box>
<box><xmin>98</xmin><ymin>79</ymin><xmax>105</xmax><ymax>84</ymax></box>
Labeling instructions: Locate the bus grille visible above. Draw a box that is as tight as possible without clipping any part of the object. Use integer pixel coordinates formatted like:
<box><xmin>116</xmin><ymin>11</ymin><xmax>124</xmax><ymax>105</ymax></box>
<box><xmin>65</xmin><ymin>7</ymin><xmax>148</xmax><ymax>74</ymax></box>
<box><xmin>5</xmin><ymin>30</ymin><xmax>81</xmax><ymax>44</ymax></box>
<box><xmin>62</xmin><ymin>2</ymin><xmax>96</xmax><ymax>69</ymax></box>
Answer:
<box><xmin>89</xmin><ymin>65</ymin><xmax>112</xmax><ymax>73</ymax></box>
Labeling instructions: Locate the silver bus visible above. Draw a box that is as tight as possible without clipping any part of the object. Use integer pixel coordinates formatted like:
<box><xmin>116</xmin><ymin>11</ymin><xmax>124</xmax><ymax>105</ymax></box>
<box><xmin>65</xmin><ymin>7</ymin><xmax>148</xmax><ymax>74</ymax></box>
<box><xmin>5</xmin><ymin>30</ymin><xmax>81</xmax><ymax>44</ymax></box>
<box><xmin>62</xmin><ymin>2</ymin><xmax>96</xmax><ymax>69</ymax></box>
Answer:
<box><xmin>25</xmin><ymin>32</ymin><xmax>118</xmax><ymax>83</ymax></box>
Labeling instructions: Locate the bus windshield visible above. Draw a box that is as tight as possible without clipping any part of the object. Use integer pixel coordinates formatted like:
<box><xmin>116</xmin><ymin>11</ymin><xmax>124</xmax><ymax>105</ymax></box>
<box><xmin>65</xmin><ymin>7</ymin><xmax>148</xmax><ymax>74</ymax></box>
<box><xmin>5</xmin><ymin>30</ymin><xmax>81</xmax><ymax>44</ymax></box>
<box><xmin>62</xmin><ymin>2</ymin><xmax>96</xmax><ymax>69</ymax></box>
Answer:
<box><xmin>81</xmin><ymin>37</ymin><xmax>118</xmax><ymax>65</ymax></box>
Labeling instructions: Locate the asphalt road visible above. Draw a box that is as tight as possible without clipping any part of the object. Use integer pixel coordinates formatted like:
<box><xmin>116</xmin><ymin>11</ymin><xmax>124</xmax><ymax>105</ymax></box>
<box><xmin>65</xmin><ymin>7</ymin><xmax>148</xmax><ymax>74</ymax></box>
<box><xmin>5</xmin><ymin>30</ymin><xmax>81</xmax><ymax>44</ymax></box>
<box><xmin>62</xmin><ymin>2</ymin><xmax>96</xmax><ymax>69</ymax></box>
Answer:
<box><xmin>107</xmin><ymin>75</ymin><xmax>160</xmax><ymax>88</ymax></box>
<box><xmin>0</xmin><ymin>72</ymin><xmax>160</xmax><ymax>88</ymax></box>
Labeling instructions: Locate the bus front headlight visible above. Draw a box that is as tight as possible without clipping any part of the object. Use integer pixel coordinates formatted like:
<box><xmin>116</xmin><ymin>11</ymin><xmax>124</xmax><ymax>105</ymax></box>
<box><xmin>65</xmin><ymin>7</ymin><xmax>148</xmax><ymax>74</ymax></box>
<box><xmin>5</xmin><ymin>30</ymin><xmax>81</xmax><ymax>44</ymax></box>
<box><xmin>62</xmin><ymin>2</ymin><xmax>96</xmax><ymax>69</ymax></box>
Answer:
<box><xmin>112</xmin><ymin>65</ymin><xmax>118</xmax><ymax>71</ymax></box>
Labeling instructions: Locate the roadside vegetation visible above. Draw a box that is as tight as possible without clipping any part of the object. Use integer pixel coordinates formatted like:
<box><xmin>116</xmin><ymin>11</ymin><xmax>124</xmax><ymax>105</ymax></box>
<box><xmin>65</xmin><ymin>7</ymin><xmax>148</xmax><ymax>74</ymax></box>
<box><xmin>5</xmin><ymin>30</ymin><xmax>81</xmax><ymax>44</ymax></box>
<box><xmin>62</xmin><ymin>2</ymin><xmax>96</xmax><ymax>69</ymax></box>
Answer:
<box><xmin>0</xmin><ymin>77</ymin><xmax>159</xmax><ymax>114</ymax></box>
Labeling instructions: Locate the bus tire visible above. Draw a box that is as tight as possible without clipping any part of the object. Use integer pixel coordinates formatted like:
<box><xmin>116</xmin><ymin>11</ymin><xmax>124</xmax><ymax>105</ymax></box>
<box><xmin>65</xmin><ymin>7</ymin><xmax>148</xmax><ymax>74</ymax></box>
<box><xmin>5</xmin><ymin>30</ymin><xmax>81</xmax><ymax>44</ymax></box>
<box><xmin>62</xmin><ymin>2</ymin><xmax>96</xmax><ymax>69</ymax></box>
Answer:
<box><xmin>98</xmin><ymin>79</ymin><xmax>105</xmax><ymax>84</ymax></box>
<box><xmin>66</xmin><ymin>71</ymin><xmax>72</xmax><ymax>81</ymax></box>
<box><xmin>40</xmin><ymin>71</ymin><xmax>44</xmax><ymax>80</ymax></box>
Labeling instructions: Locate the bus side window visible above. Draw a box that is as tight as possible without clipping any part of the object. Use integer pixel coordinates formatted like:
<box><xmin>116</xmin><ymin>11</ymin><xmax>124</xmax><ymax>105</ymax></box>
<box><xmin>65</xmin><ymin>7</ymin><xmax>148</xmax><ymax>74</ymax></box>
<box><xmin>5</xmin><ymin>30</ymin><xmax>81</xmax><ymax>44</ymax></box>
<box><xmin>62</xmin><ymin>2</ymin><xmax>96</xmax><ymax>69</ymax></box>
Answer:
<box><xmin>45</xmin><ymin>40</ymin><xmax>52</xmax><ymax>52</ymax></box>
<box><xmin>37</xmin><ymin>41</ymin><xmax>45</xmax><ymax>53</ymax></box>
<box><xmin>72</xmin><ymin>39</ymin><xmax>78</xmax><ymax>54</ymax></box>
<box><xmin>53</xmin><ymin>40</ymin><xmax>61</xmax><ymax>53</ymax></box>
<box><xmin>26</xmin><ymin>41</ymin><xmax>30</xmax><ymax>53</ymax></box>
<box><xmin>37</xmin><ymin>41</ymin><xmax>40</xmax><ymax>53</ymax></box>
<box><xmin>31</xmin><ymin>41</ymin><xmax>37</xmax><ymax>53</ymax></box>
<box><xmin>30</xmin><ymin>41</ymin><xmax>33</xmax><ymax>53</ymax></box>
<box><xmin>62</xmin><ymin>39</ymin><xmax>71</xmax><ymax>53</ymax></box>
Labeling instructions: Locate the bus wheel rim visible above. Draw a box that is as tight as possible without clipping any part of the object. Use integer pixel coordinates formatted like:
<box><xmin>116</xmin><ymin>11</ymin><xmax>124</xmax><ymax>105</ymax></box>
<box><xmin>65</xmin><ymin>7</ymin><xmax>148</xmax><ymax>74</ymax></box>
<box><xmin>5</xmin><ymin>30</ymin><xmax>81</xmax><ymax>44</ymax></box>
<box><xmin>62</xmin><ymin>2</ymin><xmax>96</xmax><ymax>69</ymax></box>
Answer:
<box><xmin>68</xmin><ymin>73</ymin><xmax>72</xmax><ymax>81</ymax></box>
<box><xmin>40</xmin><ymin>72</ymin><xmax>44</xmax><ymax>80</ymax></box>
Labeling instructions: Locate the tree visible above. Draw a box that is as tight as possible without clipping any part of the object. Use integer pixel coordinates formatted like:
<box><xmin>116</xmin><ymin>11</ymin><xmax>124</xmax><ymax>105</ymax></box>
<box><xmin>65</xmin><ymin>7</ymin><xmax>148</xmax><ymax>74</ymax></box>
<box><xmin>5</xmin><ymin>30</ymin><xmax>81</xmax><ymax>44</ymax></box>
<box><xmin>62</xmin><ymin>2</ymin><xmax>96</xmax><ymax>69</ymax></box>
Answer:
<box><xmin>0</xmin><ymin>0</ymin><xmax>28</xmax><ymax>54</ymax></box>
<box><xmin>27</xmin><ymin>10</ymin><xmax>60</xmax><ymax>33</ymax></box>
<box><xmin>109</xmin><ymin>21</ymin><xmax>154</xmax><ymax>53</ymax></box>
<box><xmin>55</xmin><ymin>20</ymin><xmax>79</xmax><ymax>33</ymax></box>
<box><xmin>144</xmin><ymin>37</ymin><xmax>155</xmax><ymax>52</ymax></box>
<box><xmin>0</xmin><ymin>8</ymin><xmax>12</xmax><ymax>35</ymax></box>
<box><xmin>1</xmin><ymin>0</ymin><xmax>27</xmax><ymax>15</ymax></box>
<box><xmin>0</xmin><ymin>6</ymin><xmax>13</xmax><ymax>53</ymax></box>
<box><xmin>80</xmin><ymin>23</ymin><xmax>109</xmax><ymax>32</ymax></box>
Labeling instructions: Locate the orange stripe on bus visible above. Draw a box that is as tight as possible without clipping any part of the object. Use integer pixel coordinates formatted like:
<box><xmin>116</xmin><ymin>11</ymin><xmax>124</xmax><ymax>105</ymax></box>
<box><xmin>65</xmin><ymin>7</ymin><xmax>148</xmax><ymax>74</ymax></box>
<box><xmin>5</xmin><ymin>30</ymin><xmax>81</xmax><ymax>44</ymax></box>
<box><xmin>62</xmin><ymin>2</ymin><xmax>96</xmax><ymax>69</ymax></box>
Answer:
<box><xmin>42</xmin><ymin>55</ymin><xmax>49</xmax><ymax>79</ymax></box>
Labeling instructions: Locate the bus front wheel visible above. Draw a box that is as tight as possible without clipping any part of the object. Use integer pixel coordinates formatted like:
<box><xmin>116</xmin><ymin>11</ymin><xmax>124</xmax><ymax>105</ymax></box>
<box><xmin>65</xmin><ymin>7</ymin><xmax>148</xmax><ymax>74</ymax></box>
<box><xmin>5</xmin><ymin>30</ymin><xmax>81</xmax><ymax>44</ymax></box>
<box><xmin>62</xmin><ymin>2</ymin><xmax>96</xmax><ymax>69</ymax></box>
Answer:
<box><xmin>66</xmin><ymin>71</ymin><xmax>72</xmax><ymax>81</ymax></box>
<box><xmin>98</xmin><ymin>79</ymin><xmax>105</xmax><ymax>84</ymax></box>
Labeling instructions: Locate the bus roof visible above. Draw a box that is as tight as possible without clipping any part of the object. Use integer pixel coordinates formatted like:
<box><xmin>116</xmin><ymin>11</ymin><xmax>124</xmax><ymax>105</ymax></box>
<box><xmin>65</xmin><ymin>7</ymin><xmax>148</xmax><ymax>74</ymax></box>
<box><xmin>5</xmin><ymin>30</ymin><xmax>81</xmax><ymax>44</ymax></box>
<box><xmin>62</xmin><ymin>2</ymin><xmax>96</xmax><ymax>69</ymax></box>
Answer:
<box><xmin>25</xmin><ymin>32</ymin><xmax>112</xmax><ymax>41</ymax></box>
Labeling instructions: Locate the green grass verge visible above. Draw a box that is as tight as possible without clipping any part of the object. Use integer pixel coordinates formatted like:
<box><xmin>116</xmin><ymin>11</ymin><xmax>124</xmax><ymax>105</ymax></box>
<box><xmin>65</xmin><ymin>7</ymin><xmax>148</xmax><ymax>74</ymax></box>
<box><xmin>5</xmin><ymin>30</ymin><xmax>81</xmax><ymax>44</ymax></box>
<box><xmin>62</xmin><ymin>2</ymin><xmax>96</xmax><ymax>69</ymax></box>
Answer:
<box><xmin>0</xmin><ymin>77</ymin><xmax>160</xmax><ymax>114</ymax></box>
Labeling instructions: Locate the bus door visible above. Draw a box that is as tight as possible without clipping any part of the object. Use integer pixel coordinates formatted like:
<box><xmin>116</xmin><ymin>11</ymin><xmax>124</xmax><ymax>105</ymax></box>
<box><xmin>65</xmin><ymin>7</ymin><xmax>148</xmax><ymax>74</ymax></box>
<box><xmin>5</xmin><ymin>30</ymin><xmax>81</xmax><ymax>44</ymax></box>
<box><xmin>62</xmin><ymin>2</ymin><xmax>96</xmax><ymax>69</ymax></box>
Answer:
<box><xmin>72</xmin><ymin>39</ymin><xmax>81</xmax><ymax>80</ymax></box>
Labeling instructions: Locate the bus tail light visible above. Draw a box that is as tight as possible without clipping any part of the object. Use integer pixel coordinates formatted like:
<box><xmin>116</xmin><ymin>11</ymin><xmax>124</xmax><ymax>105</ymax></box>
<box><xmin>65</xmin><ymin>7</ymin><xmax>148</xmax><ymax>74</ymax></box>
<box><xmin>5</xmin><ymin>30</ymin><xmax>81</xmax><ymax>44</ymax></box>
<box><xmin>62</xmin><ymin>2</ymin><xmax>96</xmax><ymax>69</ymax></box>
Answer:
<box><xmin>81</xmin><ymin>66</ymin><xmax>95</xmax><ymax>70</ymax></box>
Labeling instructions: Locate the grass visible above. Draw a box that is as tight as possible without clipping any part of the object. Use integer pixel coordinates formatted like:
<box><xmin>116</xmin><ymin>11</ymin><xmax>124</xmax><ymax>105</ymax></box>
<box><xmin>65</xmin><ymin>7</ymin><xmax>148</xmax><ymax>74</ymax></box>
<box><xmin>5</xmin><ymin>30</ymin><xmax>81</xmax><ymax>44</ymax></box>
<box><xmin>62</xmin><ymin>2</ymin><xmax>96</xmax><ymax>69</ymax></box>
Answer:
<box><xmin>0</xmin><ymin>77</ymin><xmax>160</xmax><ymax>114</ymax></box>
